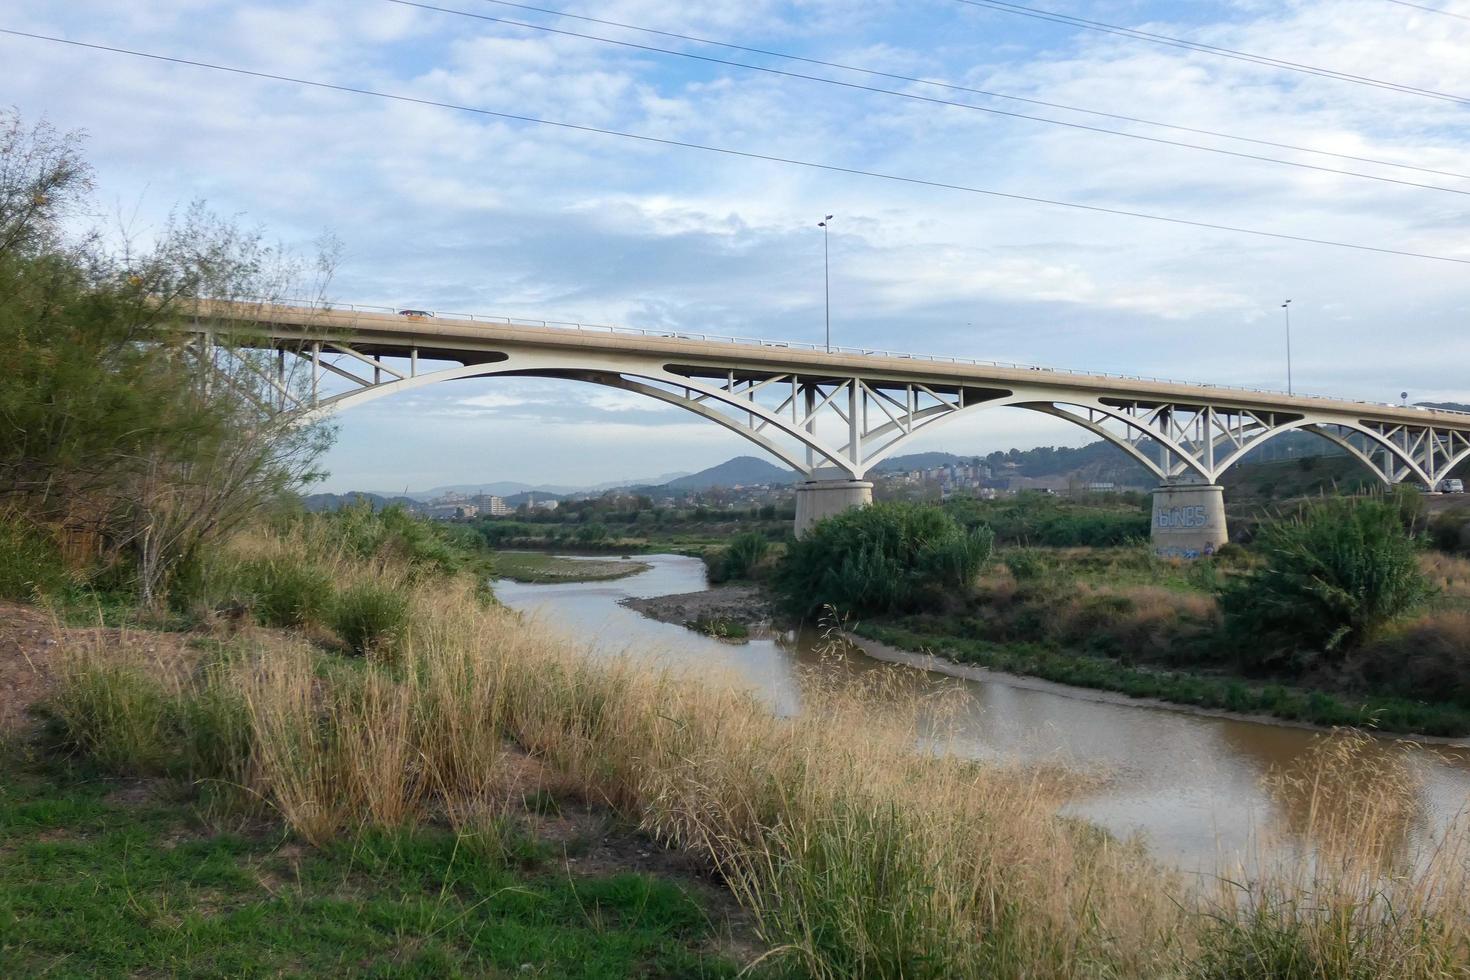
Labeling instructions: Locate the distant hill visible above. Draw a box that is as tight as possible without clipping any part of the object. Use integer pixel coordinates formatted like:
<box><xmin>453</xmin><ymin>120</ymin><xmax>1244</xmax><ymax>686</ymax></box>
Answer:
<box><xmin>1222</xmin><ymin>454</ymin><xmax>1375</xmax><ymax>502</ymax></box>
<box><xmin>503</xmin><ymin>490</ymin><xmax>570</xmax><ymax>507</ymax></box>
<box><xmin>303</xmin><ymin>491</ymin><xmax>422</xmax><ymax>513</ymax></box>
<box><xmin>874</xmin><ymin>452</ymin><xmax>965</xmax><ymax>472</ymax></box>
<box><xmin>343</xmin><ymin>414</ymin><xmax>1463</xmax><ymax>508</ymax></box>
<box><xmin>398</xmin><ymin>481</ymin><xmax>579</xmax><ymax>500</ymax></box>
<box><xmin>665</xmin><ymin>456</ymin><xmax>798</xmax><ymax>490</ymax></box>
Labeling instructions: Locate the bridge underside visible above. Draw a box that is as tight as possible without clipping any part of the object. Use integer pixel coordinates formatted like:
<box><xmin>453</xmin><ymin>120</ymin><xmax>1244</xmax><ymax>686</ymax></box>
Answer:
<box><xmin>192</xmin><ymin>327</ymin><xmax>1470</xmax><ymax>548</ymax></box>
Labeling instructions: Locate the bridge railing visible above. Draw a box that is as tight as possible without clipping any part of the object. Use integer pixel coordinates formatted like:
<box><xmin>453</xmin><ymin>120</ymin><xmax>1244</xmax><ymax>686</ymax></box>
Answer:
<box><xmin>254</xmin><ymin>299</ymin><xmax>1469</xmax><ymax>417</ymax></box>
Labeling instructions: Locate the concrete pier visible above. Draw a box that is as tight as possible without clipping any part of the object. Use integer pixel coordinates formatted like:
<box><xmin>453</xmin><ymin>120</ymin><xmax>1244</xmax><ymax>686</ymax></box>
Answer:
<box><xmin>794</xmin><ymin>478</ymin><xmax>873</xmax><ymax>538</ymax></box>
<box><xmin>1151</xmin><ymin>483</ymin><xmax>1228</xmax><ymax>559</ymax></box>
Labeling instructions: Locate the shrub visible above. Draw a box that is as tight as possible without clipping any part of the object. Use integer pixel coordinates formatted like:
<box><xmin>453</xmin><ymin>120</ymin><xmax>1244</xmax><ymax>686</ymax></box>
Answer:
<box><xmin>722</xmin><ymin>531</ymin><xmax>770</xmax><ymax>580</ymax></box>
<box><xmin>1221</xmin><ymin>497</ymin><xmax>1432</xmax><ymax>671</ymax></box>
<box><xmin>775</xmin><ymin>502</ymin><xmax>993</xmax><ymax>616</ymax></box>
<box><xmin>47</xmin><ymin>657</ymin><xmax>177</xmax><ymax>773</ymax></box>
<box><xmin>1004</xmin><ymin>548</ymin><xmax>1049</xmax><ymax>581</ymax></box>
<box><xmin>1427</xmin><ymin>507</ymin><xmax>1470</xmax><ymax>554</ymax></box>
<box><xmin>334</xmin><ymin>503</ymin><xmax>468</xmax><ymax>577</ymax></box>
<box><xmin>0</xmin><ymin>515</ymin><xmax>69</xmax><ymax>600</ymax></box>
<box><xmin>1354</xmin><ymin>611</ymin><xmax>1470</xmax><ymax>707</ymax></box>
<box><xmin>241</xmin><ymin>556</ymin><xmax>336</xmax><ymax>628</ymax></box>
<box><xmin>575</xmin><ymin>522</ymin><xmax>609</xmax><ymax>544</ymax></box>
<box><xmin>332</xmin><ymin>582</ymin><xmax>410</xmax><ymax>656</ymax></box>
<box><xmin>945</xmin><ymin>495</ymin><xmax>1149</xmax><ymax>547</ymax></box>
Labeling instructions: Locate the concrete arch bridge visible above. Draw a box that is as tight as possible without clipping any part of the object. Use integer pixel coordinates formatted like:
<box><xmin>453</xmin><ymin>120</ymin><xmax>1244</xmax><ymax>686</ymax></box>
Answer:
<box><xmin>193</xmin><ymin>302</ymin><xmax>1470</xmax><ymax>555</ymax></box>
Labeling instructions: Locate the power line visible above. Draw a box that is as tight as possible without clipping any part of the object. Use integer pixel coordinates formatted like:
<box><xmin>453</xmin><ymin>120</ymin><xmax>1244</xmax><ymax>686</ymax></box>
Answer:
<box><xmin>4</xmin><ymin>27</ymin><xmax>1468</xmax><ymax>267</ymax></box>
<box><xmin>1379</xmin><ymin>0</ymin><xmax>1470</xmax><ymax>22</ymax></box>
<box><xmin>950</xmin><ymin>0</ymin><xmax>1470</xmax><ymax>106</ymax></box>
<box><xmin>462</xmin><ymin>0</ymin><xmax>1470</xmax><ymax>182</ymax></box>
<box><xmin>390</xmin><ymin>0</ymin><xmax>1470</xmax><ymax>198</ymax></box>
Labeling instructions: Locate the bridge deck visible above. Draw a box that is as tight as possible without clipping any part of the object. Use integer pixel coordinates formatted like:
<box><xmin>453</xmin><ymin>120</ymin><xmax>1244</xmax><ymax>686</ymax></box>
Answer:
<box><xmin>206</xmin><ymin>301</ymin><xmax>1470</xmax><ymax>431</ymax></box>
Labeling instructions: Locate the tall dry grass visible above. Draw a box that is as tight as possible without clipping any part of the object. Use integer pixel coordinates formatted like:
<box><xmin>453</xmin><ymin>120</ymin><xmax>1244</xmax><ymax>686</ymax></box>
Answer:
<box><xmin>45</xmin><ymin>532</ymin><xmax>1470</xmax><ymax>978</ymax></box>
<box><xmin>1203</xmin><ymin>732</ymin><xmax>1470</xmax><ymax>978</ymax></box>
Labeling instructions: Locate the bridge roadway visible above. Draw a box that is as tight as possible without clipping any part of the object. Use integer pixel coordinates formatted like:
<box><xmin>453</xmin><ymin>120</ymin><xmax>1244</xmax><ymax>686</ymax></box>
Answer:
<box><xmin>193</xmin><ymin>301</ymin><xmax>1470</xmax><ymax>554</ymax></box>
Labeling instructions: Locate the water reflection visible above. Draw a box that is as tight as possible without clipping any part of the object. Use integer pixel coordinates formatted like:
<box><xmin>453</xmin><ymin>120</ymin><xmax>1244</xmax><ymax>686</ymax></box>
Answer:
<box><xmin>493</xmin><ymin>554</ymin><xmax>1470</xmax><ymax>872</ymax></box>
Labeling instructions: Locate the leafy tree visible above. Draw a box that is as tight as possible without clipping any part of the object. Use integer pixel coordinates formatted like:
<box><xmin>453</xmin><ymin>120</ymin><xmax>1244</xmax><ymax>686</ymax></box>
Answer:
<box><xmin>575</xmin><ymin>522</ymin><xmax>609</xmax><ymax>544</ymax></box>
<box><xmin>775</xmin><ymin>502</ymin><xmax>993</xmax><ymax>617</ymax></box>
<box><xmin>0</xmin><ymin>111</ymin><xmax>336</xmax><ymax>603</ymax></box>
<box><xmin>1220</xmin><ymin>496</ymin><xmax>1431</xmax><ymax>670</ymax></box>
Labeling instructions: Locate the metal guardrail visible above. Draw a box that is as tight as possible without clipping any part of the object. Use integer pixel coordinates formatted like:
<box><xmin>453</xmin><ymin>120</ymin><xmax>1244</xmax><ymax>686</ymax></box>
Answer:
<box><xmin>265</xmin><ymin>299</ymin><xmax>1470</xmax><ymax>418</ymax></box>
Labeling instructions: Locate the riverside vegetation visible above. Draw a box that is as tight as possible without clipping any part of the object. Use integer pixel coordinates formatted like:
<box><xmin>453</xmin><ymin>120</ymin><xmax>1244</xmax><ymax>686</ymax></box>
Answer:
<box><xmin>8</xmin><ymin>511</ymin><xmax>1470</xmax><ymax>977</ymax></box>
<box><xmin>6</xmin><ymin>110</ymin><xmax>1470</xmax><ymax>977</ymax></box>
<box><xmin>775</xmin><ymin>494</ymin><xmax>1470</xmax><ymax>736</ymax></box>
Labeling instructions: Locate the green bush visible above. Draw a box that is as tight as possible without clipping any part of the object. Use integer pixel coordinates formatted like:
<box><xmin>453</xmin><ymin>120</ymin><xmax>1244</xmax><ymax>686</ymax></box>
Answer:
<box><xmin>775</xmin><ymin>502</ymin><xmax>993</xmax><ymax>617</ymax></box>
<box><xmin>1427</xmin><ymin>506</ymin><xmax>1470</xmax><ymax>554</ymax></box>
<box><xmin>331</xmin><ymin>582</ymin><xmax>411</xmax><ymax>656</ymax></box>
<box><xmin>1220</xmin><ymin>496</ymin><xmax>1432</xmax><ymax>671</ymax></box>
<box><xmin>1354</xmin><ymin>612</ymin><xmax>1470</xmax><ymax>708</ymax></box>
<box><xmin>241</xmin><ymin>556</ymin><xmax>335</xmax><ymax>628</ymax></box>
<box><xmin>722</xmin><ymin>531</ymin><xmax>771</xmax><ymax>580</ymax></box>
<box><xmin>334</xmin><ymin>503</ymin><xmax>469</xmax><ymax>578</ymax></box>
<box><xmin>0</xmin><ymin>516</ymin><xmax>69</xmax><ymax>601</ymax></box>
<box><xmin>575</xmin><ymin>522</ymin><xmax>609</xmax><ymax>544</ymax></box>
<box><xmin>945</xmin><ymin>495</ymin><xmax>1149</xmax><ymax>547</ymax></box>
<box><xmin>1004</xmin><ymin>548</ymin><xmax>1049</xmax><ymax>581</ymax></box>
<box><xmin>46</xmin><ymin>659</ymin><xmax>177</xmax><ymax>773</ymax></box>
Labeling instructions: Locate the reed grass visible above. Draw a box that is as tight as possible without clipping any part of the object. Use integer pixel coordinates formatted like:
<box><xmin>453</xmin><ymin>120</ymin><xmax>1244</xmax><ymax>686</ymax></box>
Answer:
<box><xmin>44</xmin><ymin>532</ymin><xmax>1470</xmax><ymax>978</ymax></box>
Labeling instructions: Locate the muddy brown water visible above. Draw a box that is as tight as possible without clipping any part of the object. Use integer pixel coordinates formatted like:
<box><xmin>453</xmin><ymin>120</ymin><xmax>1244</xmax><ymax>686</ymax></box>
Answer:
<box><xmin>494</xmin><ymin>554</ymin><xmax>1470</xmax><ymax>873</ymax></box>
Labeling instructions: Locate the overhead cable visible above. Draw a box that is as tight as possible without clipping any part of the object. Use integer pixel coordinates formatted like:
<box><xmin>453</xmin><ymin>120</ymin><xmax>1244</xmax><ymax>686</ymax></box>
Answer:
<box><xmin>4</xmin><ymin>27</ymin><xmax>1469</xmax><ymax>267</ymax></box>
<box><xmin>950</xmin><ymin>0</ymin><xmax>1470</xmax><ymax>106</ymax></box>
<box><xmin>388</xmin><ymin>0</ymin><xmax>1470</xmax><ymax>197</ymax></box>
<box><xmin>462</xmin><ymin>0</ymin><xmax>1468</xmax><ymax>182</ymax></box>
<box><xmin>1378</xmin><ymin>0</ymin><xmax>1470</xmax><ymax>22</ymax></box>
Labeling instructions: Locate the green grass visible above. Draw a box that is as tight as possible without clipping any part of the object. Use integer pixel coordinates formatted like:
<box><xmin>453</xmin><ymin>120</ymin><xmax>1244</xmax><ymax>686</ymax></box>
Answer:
<box><xmin>0</xmin><ymin>752</ymin><xmax>746</xmax><ymax>979</ymax></box>
<box><xmin>857</xmin><ymin>623</ymin><xmax>1470</xmax><ymax>737</ymax></box>
<box><xmin>999</xmin><ymin>544</ymin><xmax>1235</xmax><ymax>595</ymax></box>
<box><xmin>684</xmin><ymin>616</ymin><xmax>750</xmax><ymax>640</ymax></box>
<box><xmin>493</xmin><ymin>552</ymin><xmax>651</xmax><ymax>584</ymax></box>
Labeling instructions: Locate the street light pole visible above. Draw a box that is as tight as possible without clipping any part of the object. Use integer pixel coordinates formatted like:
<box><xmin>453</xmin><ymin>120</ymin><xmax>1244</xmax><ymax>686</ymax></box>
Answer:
<box><xmin>818</xmin><ymin>215</ymin><xmax>833</xmax><ymax>352</ymax></box>
<box><xmin>1281</xmin><ymin>299</ymin><xmax>1293</xmax><ymax>395</ymax></box>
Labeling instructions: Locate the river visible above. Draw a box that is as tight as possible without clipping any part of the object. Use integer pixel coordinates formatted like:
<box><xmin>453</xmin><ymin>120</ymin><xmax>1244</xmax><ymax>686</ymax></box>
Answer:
<box><xmin>494</xmin><ymin>553</ymin><xmax>1470</xmax><ymax>873</ymax></box>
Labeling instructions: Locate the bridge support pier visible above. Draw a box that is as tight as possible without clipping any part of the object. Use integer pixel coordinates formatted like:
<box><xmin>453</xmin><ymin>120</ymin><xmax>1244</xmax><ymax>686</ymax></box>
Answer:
<box><xmin>794</xmin><ymin>478</ymin><xmax>873</xmax><ymax>538</ymax></box>
<box><xmin>1151</xmin><ymin>483</ymin><xmax>1228</xmax><ymax>559</ymax></box>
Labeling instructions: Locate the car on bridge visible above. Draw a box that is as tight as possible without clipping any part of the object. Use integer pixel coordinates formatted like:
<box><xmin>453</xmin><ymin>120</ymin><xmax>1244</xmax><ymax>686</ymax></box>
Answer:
<box><xmin>397</xmin><ymin>309</ymin><xmax>434</xmax><ymax>320</ymax></box>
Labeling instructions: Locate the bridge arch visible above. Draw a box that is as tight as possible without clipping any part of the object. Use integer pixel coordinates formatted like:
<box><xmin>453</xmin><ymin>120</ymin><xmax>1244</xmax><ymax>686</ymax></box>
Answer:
<box><xmin>303</xmin><ymin>350</ymin><xmax>861</xmax><ymax>476</ymax></box>
<box><xmin>1208</xmin><ymin>418</ymin><xmax>1417</xmax><ymax>487</ymax></box>
<box><xmin>304</xmin><ymin>356</ymin><xmax>1438</xmax><ymax>493</ymax></box>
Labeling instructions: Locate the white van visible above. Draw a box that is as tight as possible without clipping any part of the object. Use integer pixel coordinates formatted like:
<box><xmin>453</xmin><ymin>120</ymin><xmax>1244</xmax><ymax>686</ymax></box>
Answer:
<box><xmin>1444</xmin><ymin>479</ymin><xmax>1465</xmax><ymax>494</ymax></box>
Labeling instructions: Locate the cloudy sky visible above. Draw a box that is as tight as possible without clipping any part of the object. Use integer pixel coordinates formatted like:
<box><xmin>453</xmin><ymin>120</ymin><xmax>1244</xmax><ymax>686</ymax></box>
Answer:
<box><xmin>6</xmin><ymin>0</ymin><xmax>1470</xmax><ymax>491</ymax></box>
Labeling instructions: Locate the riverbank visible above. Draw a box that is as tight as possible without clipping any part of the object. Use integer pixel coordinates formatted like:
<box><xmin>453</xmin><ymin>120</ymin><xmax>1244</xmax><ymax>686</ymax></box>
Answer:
<box><xmin>856</xmin><ymin>619</ymin><xmax>1470</xmax><ymax>739</ymax></box>
<box><xmin>0</xmin><ymin>609</ymin><xmax>755</xmax><ymax>976</ymax></box>
<box><xmin>615</xmin><ymin>557</ymin><xmax>1470</xmax><ymax>738</ymax></box>
<box><xmin>0</xmin><ymin>526</ymin><xmax>753</xmax><ymax>975</ymax></box>
<box><xmin>493</xmin><ymin>550</ymin><xmax>650</xmax><ymax>583</ymax></box>
<box><xmin>845</xmin><ymin>630</ymin><xmax>1470</xmax><ymax>748</ymax></box>
<box><xmin>13</xmin><ymin>515</ymin><xmax>1470</xmax><ymax>977</ymax></box>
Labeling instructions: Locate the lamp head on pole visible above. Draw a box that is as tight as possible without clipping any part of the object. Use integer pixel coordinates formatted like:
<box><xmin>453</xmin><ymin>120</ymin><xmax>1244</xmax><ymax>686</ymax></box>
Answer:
<box><xmin>1282</xmin><ymin>299</ymin><xmax>1291</xmax><ymax>309</ymax></box>
<box><xmin>818</xmin><ymin>214</ymin><xmax>833</xmax><ymax>228</ymax></box>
